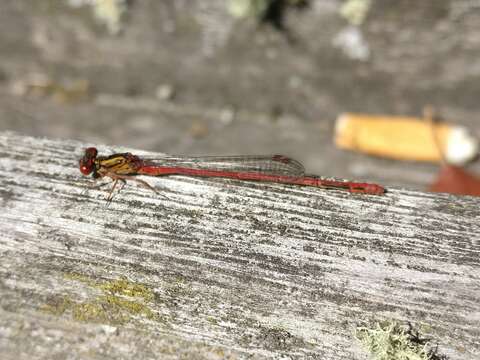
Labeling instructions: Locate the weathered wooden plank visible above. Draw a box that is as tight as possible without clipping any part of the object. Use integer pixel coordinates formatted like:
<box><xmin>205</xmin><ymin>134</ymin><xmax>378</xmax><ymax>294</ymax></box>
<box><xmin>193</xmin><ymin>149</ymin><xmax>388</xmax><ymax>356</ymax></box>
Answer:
<box><xmin>0</xmin><ymin>131</ymin><xmax>479</xmax><ymax>359</ymax></box>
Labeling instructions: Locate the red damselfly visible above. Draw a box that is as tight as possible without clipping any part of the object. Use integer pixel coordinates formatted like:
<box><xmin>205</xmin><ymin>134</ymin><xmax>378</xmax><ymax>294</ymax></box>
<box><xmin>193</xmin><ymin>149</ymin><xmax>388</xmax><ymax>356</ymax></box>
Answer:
<box><xmin>79</xmin><ymin>147</ymin><xmax>385</xmax><ymax>200</ymax></box>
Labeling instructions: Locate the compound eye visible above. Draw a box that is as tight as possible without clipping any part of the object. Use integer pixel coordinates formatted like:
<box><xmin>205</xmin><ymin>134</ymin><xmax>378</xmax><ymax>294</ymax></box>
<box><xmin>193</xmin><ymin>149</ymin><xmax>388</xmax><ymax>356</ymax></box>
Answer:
<box><xmin>79</xmin><ymin>159</ymin><xmax>93</xmax><ymax>175</ymax></box>
<box><xmin>85</xmin><ymin>147</ymin><xmax>98</xmax><ymax>158</ymax></box>
<box><xmin>79</xmin><ymin>147</ymin><xmax>98</xmax><ymax>175</ymax></box>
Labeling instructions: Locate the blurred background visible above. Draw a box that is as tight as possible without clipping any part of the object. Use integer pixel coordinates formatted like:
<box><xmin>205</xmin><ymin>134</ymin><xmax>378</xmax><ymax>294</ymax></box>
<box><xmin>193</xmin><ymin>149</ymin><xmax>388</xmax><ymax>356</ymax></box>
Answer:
<box><xmin>1</xmin><ymin>0</ymin><xmax>479</xmax><ymax>191</ymax></box>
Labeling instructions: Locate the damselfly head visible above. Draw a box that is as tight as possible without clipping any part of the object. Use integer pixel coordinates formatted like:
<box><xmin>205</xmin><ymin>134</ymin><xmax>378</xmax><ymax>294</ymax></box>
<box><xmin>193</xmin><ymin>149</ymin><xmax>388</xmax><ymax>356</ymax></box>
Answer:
<box><xmin>79</xmin><ymin>147</ymin><xmax>98</xmax><ymax>175</ymax></box>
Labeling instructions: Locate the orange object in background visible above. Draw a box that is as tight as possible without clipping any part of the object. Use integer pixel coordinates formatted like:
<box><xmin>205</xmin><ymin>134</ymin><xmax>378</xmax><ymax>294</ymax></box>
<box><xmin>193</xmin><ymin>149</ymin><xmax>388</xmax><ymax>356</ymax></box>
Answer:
<box><xmin>335</xmin><ymin>113</ymin><xmax>478</xmax><ymax>165</ymax></box>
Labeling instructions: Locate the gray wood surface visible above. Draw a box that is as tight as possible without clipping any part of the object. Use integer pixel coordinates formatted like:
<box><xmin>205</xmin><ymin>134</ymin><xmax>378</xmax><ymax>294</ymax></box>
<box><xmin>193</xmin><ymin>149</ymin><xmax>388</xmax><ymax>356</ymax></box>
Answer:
<box><xmin>0</xmin><ymin>131</ymin><xmax>479</xmax><ymax>360</ymax></box>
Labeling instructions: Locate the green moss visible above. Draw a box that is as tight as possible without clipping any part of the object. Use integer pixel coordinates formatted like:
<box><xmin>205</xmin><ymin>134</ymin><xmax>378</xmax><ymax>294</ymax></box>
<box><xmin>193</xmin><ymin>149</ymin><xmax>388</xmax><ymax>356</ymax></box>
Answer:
<box><xmin>71</xmin><ymin>295</ymin><xmax>155</xmax><ymax>325</ymax></box>
<box><xmin>104</xmin><ymin>295</ymin><xmax>156</xmax><ymax>319</ymax></box>
<box><xmin>72</xmin><ymin>300</ymin><xmax>126</xmax><ymax>324</ymax></box>
<box><xmin>97</xmin><ymin>278</ymin><xmax>155</xmax><ymax>301</ymax></box>
<box><xmin>41</xmin><ymin>274</ymin><xmax>158</xmax><ymax>326</ymax></box>
<box><xmin>355</xmin><ymin>321</ymin><xmax>440</xmax><ymax>360</ymax></box>
<box><xmin>64</xmin><ymin>273</ymin><xmax>154</xmax><ymax>301</ymax></box>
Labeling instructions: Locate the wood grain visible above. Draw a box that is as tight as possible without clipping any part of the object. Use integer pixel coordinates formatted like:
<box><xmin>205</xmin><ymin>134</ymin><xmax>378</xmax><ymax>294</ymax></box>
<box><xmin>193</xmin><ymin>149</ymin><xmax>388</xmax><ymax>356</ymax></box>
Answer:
<box><xmin>0</xmin><ymin>131</ymin><xmax>479</xmax><ymax>359</ymax></box>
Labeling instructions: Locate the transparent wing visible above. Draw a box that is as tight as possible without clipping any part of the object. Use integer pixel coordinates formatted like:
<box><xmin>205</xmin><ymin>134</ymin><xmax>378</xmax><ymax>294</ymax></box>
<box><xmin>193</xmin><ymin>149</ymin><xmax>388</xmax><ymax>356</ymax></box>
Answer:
<box><xmin>140</xmin><ymin>155</ymin><xmax>306</xmax><ymax>177</ymax></box>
